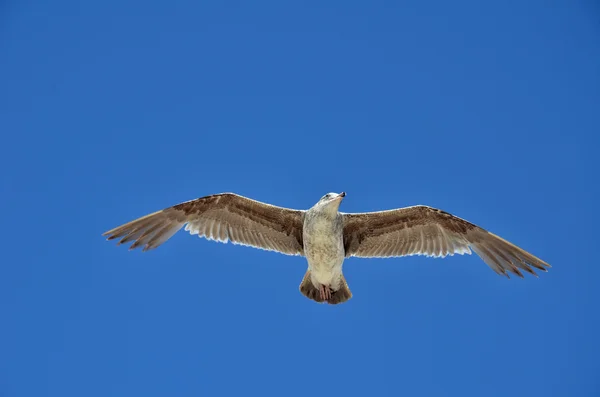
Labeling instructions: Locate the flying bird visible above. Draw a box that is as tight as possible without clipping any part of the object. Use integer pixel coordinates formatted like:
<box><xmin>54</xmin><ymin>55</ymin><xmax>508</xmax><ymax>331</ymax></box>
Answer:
<box><xmin>103</xmin><ymin>192</ymin><xmax>551</xmax><ymax>304</ymax></box>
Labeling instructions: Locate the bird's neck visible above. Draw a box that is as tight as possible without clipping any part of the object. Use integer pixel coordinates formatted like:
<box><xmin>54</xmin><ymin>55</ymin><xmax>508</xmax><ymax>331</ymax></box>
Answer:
<box><xmin>312</xmin><ymin>205</ymin><xmax>340</xmax><ymax>219</ymax></box>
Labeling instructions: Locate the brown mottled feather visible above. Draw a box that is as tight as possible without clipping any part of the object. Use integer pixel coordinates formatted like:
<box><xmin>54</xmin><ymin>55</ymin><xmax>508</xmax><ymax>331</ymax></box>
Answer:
<box><xmin>342</xmin><ymin>206</ymin><xmax>550</xmax><ymax>278</ymax></box>
<box><xmin>103</xmin><ymin>193</ymin><xmax>305</xmax><ymax>254</ymax></box>
<box><xmin>299</xmin><ymin>270</ymin><xmax>352</xmax><ymax>305</ymax></box>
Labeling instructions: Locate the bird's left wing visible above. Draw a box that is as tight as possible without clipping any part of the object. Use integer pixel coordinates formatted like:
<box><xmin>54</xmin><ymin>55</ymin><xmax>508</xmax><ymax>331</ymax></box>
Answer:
<box><xmin>342</xmin><ymin>206</ymin><xmax>550</xmax><ymax>277</ymax></box>
<box><xmin>103</xmin><ymin>193</ymin><xmax>305</xmax><ymax>255</ymax></box>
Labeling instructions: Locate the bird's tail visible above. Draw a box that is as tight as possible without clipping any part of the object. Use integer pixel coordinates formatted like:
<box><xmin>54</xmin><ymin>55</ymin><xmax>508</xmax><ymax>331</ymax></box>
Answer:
<box><xmin>299</xmin><ymin>270</ymin><xmax>352</xmax><ymax>305</ymax></box>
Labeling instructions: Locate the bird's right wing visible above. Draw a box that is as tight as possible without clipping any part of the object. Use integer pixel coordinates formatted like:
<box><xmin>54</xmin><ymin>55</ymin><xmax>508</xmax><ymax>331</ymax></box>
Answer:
<box><xmin>103</xmin><ymin>193</ymin><xmax>305</xmax><ymax>255</ymax></box>
<box><xmin>342</xmin><ymin>205</ymin><xmax>550</xmax><ymax>277</ymax></box>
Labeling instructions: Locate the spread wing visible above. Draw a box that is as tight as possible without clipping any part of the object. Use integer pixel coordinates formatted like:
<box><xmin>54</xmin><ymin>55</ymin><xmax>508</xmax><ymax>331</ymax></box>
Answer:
<box><xmin>342</xmin><ymin>206</ymin><xmax>550</xmax><ymax>277</ymax></box>
<box><xmin>103</xmin><ymin>193</ymin><xmax>305</xmax><ymax>255</ymax></box>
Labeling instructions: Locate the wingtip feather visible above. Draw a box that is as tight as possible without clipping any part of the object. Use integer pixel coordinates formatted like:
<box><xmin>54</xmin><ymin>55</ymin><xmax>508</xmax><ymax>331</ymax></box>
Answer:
<box><xmin>103</xmin><ymin>210</ymin><xmax>186</xmax><ymax>252</ymax></box>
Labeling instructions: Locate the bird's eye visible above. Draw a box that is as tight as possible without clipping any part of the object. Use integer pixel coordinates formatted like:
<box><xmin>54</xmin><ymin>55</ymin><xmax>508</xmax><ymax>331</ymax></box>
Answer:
<box><xmin>324</xmin><ymin>194</ymin><xmax>331</xmax><ymax>199</ymax></box>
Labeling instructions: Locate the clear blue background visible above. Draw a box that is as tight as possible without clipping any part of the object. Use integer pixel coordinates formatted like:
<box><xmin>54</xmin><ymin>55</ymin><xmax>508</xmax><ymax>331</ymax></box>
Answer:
<box><xmin>2</xmin><ymin>1</ymin><xmax>599</xmax><ymax>396</ymax></box>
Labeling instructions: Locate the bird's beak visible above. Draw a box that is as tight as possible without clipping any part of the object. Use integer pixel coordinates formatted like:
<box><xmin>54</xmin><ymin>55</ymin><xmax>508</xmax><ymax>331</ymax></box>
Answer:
<box><xmin>339</xmin><ymin>192</ymin><xmax>346</xmax><ymax>198</ymax></box>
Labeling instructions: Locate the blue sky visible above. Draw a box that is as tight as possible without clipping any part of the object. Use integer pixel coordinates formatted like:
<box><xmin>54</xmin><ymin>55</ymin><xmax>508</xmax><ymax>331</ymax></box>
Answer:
<box><xmin>1</xmin><ymin>1</ymin><xmax>599</xmax><ymax>396</ymax></box>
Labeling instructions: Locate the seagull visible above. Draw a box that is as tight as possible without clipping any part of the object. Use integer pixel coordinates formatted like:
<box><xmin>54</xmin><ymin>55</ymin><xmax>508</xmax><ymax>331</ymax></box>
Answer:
<box><xmin>103</xmin><ymin>192</ymin><xmax>551</xmax><ymax>304</ymax></box>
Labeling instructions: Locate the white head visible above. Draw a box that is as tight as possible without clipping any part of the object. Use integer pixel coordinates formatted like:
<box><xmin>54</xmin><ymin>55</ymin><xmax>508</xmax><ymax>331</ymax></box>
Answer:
<box><xmin>313</xmin><ymin>192</ymin><xmax>346</xmax><ymax>213</ymax></box>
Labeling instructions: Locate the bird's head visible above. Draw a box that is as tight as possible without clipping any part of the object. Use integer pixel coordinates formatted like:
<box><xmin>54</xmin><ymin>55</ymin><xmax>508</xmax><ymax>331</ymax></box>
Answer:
<box><xmin>314</xmin><ymin>192</ymin><xmax>346</xmax><ymax>213</ymax></box>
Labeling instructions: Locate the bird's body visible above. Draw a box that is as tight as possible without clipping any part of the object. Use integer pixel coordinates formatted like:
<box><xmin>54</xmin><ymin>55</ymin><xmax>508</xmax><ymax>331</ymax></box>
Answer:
<box><xmin>103</xmin><ymin>191</ymin><xmax>551</xmax><ymax>304</ymax></box>
<box><xmin>302</xmin><ymin>197</ymin><xmax>346</xmax><ymax>300</ymax></box>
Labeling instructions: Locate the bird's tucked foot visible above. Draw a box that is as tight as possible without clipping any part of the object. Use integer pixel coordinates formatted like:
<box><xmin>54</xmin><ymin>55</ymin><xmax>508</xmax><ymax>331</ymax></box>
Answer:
<box><xmin>319</xmin><ymin>284</ymin><xmax>332</xmax><ymax>301</ymax></box>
